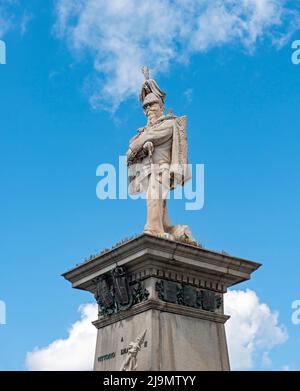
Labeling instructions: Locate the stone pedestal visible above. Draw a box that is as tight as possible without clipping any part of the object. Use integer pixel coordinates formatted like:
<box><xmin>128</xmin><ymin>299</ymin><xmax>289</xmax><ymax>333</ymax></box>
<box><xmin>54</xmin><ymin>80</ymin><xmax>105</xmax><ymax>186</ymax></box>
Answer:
<box><xmin>62</xmin><ymin>234</ymin><xmax>261</xmax><ymax>371</ymax></box>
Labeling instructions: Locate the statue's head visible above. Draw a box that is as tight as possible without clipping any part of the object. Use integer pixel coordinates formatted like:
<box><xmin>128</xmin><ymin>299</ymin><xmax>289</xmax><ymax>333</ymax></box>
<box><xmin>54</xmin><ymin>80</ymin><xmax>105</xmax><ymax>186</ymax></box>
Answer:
<box><xmin>143</xmin><ymin>97</ymin><xmax>164</xmax><ymax>125</ymax></box>
<box><xmin>140</xmin><ymin>66</ymin><xmax>166</xmax><ymax>125</ymax></box>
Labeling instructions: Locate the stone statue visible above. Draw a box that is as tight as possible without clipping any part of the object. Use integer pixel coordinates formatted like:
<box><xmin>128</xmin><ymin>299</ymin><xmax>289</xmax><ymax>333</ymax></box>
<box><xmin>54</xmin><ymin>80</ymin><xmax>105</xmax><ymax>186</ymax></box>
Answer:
<box><xmin>120</xmin><ymin>330</ymin><xmax>147</xmax><ymax>371</ymax></box>
<box><xmin>127</xmin><ymin>66</ymin><xmax>194</xmax><ymax>242</ymax></box>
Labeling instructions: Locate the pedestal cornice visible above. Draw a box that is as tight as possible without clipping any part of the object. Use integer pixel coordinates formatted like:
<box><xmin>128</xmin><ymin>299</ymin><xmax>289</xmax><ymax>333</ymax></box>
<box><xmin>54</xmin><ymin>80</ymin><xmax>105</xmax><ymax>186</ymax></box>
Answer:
<box><xmin>62</xmin><ymin>233</ymin><xmax>261</xmax><ymax>293</ymax></box>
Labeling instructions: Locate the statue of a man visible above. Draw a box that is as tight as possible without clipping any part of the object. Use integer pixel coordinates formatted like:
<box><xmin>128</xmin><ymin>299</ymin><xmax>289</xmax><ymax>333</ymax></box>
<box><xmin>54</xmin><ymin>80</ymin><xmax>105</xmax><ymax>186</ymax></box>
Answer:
<box><xmin>127</xmin><ymin>67</ymin><xmax>193</xmax><ymax>242</ymax></box>
<box><xmin>120</xmin><ymin>330</ymin><xmax>147</xmax><ymax>371</ymax></box>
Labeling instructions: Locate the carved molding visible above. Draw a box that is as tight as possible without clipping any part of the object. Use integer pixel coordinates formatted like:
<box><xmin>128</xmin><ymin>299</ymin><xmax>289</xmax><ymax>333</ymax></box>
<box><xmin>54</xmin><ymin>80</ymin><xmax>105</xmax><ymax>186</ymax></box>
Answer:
<box><xmin>155</xmin><ymin>279</ymin><xmax>222</xmax><ymax>312</ymax></box>
<box><xmin>127</xmin><ymin>268</ymin><xmax>226</xmax><ymax>293</ymax></box>
<box><xmin>92</xmin><ymin>298</ymin><xmax>229</xmax><ymax>329</ymax></box>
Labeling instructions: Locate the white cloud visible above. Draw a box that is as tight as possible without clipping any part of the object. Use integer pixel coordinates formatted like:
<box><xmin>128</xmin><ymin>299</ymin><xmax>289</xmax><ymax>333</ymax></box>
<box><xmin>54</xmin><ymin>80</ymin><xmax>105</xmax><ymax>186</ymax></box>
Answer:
<box><xmin>0</xmin><ymin>2</ymin><xmax>13</xmax><ymax>38</ymax></box>
<box><xmin>25</xmin><ymin>304</ymin><xmax>97</xmax><ymax>371</ymax></box>
<box><xmin>0</xmin><ymin>1</ymin><xmax>32</xmax><ymax>38</ymax></box>
<box><xmin>282</xmin><ymin>364</ymin><xmax>291</xmax><ymax>371</ymax></box>
<box><xmin>55</xmin><ymin>0</ymin><xmax>299</xmax><ymax>110</ymax></box>
<box><xmin>262</xmin><ymin>351</ymin><xmax>272</xmax><ymax>367</ymax></box>
<box><xmin>25</xmin><ymin>289</ymin><xmax>288</xmax><ymax>371</ymax></box>
<box><xmin>20</xmin><ymin>12</ymin><xmax>33</xmax><ymax>36</ymax></box>
<box><xmin>225</xmin><ymin>289</ymin><xmax>288</xmax><ymax>370</ymax></box>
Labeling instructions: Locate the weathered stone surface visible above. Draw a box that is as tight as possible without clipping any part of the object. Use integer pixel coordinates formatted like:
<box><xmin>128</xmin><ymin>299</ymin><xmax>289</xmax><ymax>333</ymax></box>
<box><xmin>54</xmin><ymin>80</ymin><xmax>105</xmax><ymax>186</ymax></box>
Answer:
<box><xmin>93</xmin><ymin>308</ymin><xmax>229</xmax><ymax>371</ymax></box>
<box><xmin>62</xmin><ymin>233</ymin><xmax>261</xmax><ymax>371</ymax></box>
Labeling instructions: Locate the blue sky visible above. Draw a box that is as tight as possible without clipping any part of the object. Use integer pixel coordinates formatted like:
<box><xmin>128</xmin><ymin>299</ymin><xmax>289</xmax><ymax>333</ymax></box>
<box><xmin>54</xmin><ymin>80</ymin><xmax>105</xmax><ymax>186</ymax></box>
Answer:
<box><xmin>0</xmin><ymin>0</ymin><xmax>300</xmax><ymax>371</ymax></box>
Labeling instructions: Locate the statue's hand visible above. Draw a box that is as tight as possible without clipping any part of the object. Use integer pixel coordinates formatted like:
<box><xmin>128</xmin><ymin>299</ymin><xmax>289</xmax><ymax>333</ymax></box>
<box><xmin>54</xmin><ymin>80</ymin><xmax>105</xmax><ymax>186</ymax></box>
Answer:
<box><xmin>143</xmin><ymin>141</ymin><xmax>154</xmax><ymax>156</ymax></box>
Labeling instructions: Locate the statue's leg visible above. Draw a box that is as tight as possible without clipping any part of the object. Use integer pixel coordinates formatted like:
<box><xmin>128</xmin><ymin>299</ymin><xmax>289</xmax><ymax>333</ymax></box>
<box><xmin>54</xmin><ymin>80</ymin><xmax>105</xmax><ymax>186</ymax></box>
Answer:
<box><xmin>144</xmin><ymin>173</ymin><xmax>164</xmax><ymax>235</ymax></box>
<box><xmin>162</xmin><ymin>199</ymin><xmax>173</xmax><ymax>232</ymax></box>
<box><xmin>160</xmin><ymin>168</ymin><xmax>174</xmax><ymax>233</ymax></box>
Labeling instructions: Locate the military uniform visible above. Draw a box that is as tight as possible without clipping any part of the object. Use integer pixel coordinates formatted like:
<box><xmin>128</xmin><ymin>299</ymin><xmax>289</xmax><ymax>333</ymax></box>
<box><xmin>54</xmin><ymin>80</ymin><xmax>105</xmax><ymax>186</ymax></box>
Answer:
<box><xmin>127</xmin><ymin>67</ymin><xmax>193</xmax><ymax>241</ymax></box>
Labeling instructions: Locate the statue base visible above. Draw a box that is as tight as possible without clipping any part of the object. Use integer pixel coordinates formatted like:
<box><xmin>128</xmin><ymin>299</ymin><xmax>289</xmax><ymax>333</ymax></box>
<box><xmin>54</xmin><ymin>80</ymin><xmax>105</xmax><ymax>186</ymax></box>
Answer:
<box><xmin>62</xmin><ymin>234</ymin><xmax>260</xmax><ymax>371</ymax></box>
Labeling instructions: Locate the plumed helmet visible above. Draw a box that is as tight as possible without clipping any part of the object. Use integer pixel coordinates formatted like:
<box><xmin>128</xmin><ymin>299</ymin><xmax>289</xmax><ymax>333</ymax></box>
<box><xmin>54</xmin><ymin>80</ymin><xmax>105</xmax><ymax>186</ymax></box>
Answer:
<box><xmin>140</xmin><ymin>66</ymin><xmax>166</xmax><ymax>108</ymax></box>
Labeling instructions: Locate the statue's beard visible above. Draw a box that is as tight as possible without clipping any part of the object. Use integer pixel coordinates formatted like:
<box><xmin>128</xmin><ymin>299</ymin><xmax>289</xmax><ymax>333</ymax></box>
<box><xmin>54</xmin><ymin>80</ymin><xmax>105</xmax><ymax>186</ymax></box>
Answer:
<box><xmin>148</xmin><ymin>112</ymin><xmax>162</xmax><ymax>125</ymax></box>
<box><xmin>148</xmin><ymin>117</ymin><xmax>156</xmax><ymax>125</ymax></box>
